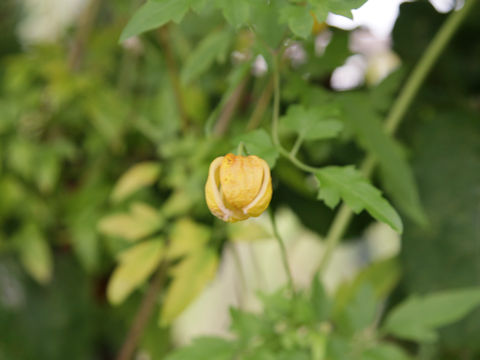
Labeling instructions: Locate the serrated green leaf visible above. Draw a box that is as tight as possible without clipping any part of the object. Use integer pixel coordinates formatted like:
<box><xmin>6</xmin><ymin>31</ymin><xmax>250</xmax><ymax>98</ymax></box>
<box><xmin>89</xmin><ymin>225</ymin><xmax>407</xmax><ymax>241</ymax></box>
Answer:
<box><xmin>383</xmin><ymin>288</ymin><xmax>480</xmax><ymax>342</ymax></box>
<box><xmin>98</xmin><ymin>202</ymin><xmax>164</xmax><ymax>241</ymax></box>
<box><xmin>315</xmin><ymin>166</ymin><xmax>403</xmax><ymax>233</ymax></box>
<box><xmin>338</xmin><ymin>93</ymin><xmax>426</xmax><ymax>225</ymax></box>
<box><xmin>111</xmin><ymin>162</ymin><xmax>161</xmax><ymax>203</ymax></box>
<box><xmin>217</xmin><ymin>0</ymin><xmax>250</xmax><ymax>28</ymax></box>
<box><xmin>281</xmin><ymin>104</ymin><xmax>343</xmax><ymax>141</ymax></box>
<box><xmin>160</xmin><ymin>249</ymin><xmax>218</xmax><ymax>325</ymax></box>
<box><xmin>107</xmin><ymin>238</ymin><xmax>164</xmax><ymax>305</ymax></box>
<box><xmin>181</xmin><ymin>31</ymin><xmax>232</xmax><ymax>84</ymax></box>
<box><xmin>279</xmin><ymin>5</ymin><xmax>314</xmax><ymax>39</ymax></box>
<box><xmin>234</xmin><ymin>129</ymin><xmax>279</xmax><ymax>168</ymax></box>
<box><xmin>165</xmin><ymin>337</ymin><xmax>237</xmax><ymax>360</ymax></box>
<box><xmin>249</xmin><ymin>0</ymin><xmax>286</xmax><ymax>48</ymax></box>
<box><xmin>119</xmin><ymin>0</ymin><xmax>191</xmax><ymax>42</ymax></box>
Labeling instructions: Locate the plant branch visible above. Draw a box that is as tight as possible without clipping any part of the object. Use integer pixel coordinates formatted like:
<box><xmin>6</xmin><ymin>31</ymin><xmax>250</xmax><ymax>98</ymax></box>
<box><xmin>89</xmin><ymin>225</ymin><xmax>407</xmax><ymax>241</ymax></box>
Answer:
<box><xmin>214</xmin><ymin>75</ymin><xmax>249</xmax><ymax>136</ymax></box>
<box><xmin>246</xmin><ymin>77</ymin><xmax>274</xmax><ymax>130</ymax></box>
<box><xmin>270</xmin><ymin>2</ymin><xmax>475</xmax><ymax>274</ymax></box>
<box><xmin>68</xmin><ymin>0</ymin><xmax>102</xmax><ymax>71</ymax></box>
<box><xmin>116</xmin><ymin>260</ymin><xmax>168</xmax><ymax>360</ymax></box>
<box><xmin>157</xmin><ymin>25</ymin><xmax>190</xmax><ymax>132</ymax></box>
<box><xmin>289</xmin><ymin>134</ymin><xmax>304</xmax><ymax>157</ymax></box>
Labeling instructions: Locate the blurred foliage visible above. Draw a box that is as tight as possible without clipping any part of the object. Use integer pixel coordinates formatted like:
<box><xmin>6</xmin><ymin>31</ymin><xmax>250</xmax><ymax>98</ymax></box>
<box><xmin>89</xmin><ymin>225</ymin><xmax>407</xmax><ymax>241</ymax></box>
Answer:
<box><xmin>0</xmin><ymin>0</ymin><xmax>479</xmax><ymax>359</ymax></box>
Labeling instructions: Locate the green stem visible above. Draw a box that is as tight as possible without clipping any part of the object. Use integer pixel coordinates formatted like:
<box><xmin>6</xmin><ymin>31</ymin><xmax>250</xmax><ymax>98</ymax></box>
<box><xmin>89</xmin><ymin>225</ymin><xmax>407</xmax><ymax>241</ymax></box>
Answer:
<box><xmin>269</xmin><ymin>209</ymin><xmax>296</xmax><ymax>295</ymax></box>
<box><xmin>290</xmin><ymin>134</ymin><xmax>304</xmax><ymax>157</ymax></box>
<box><xmin>270</xmin><ymin>2</ymin><xmax>475</xmax><ymax>274</ymax></box>
<box><xmin>236</xmin><ymin>141</ymin><xmax>246</xmax><ymax>156</ymax></box>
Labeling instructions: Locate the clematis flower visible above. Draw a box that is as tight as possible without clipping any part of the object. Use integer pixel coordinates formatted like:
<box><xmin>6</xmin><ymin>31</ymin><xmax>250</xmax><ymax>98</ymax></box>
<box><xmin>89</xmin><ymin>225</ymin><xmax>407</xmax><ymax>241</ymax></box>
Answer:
<box><xmin>205</xmin><ymin>153</ymin><xmax>272</xmax><ymax>222</ymax></box>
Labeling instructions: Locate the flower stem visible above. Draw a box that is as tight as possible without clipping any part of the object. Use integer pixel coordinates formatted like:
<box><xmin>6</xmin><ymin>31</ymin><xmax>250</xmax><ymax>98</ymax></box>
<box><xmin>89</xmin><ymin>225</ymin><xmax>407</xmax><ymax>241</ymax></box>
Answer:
<box><xmin>269</xmin><ymin>209</ymin><xmax>296</xmax><ymax>295</ymax></box>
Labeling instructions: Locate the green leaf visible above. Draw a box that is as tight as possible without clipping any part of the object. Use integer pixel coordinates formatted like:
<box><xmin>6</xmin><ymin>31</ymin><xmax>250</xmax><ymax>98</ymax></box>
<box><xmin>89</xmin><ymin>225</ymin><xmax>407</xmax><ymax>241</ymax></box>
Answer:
<box><xmin>249</xmin><ymin>0</ymin><xmax>286</xmax><ymax>48</ymax></box>
<box><xmin>217</xmin><ymin>0</ymin><xmax>250</xmax><ymax>28</ymax></box>
<box><xmin>338</xmin><ymin>93</ymin><xmax>426</xmax><ymax>225</ymax></box>
<box><xmin>315</xmin><ymin>166</ymin><xmax>403</xmax><ymax>233</ymax></box>
<box><xmin>383</xmin><ymin>288</ymin><xmax>480</xmax><ymax>342</ymax></box>
<box><xmin>181</xmin><ymin>30</ymin><xmax>232</xmax><ymax>84</ymax></box>
<box><xmin>361</xmin><ymin>344</ymin><xmax>412</xmax><ymax>360</ymax></box>
<box><xmin>119</xmin><ymin>0</ymin><xmax>191</xmax><ymax>42</ymax></box>
<box><xmin>98</xmin><ymin>202</ymin><xmax>164</xmax><ymax>241</ymax></box>
<box><xmin>310</xmin><ymin>0</ymin><xmax>367</xmax><ymax>22</ymax></box>
<box><xmin>281</xmin><ymin>104</ymin><xmax>343</xmax><ymax>141</ymax></box>
<box><xmin>230</xmin><ymin>308</ymin><xmax>272</xmax><ymax>345</ymax></box>
<box><xmin>234</xmin><ymin>129</ymin><xmax>279</xmax><ymax>168</ymax></box>
<box><xmin>395</xmin><ymin>292</ymin><xmax>480</xmax><ymax>342</ymax></box>
<box><xmin>334</xmin><ymin>258</ymin><xmax>400</xmax><ymax>314</ymax></box>
<box><xmin>111</xmin><ymin>162</ymin><xmax>161</xmax><ymax>203</ymax></box>
<box><xmin>311</xmin><ymin>274</ymin><xmax>331</xmax><ymax>322</ymax></box>
<box><xmin>15</xmin><ymin>224</ymin><xmax>53</xmax><ymax>284</ymax></box>
<box><xmin>279</xmin><ymin>5</ymin><xmax>314</xmax><ymax>39</ymax></box>
<box><xmin>165</xmin><ymin>337</ymin><xmax>237</xmax><ymax>360</ymax></box>
<box><xmin>160</xmin><ymin>248</ymin><xmax>218</xmax><ymax>325</ymax></box>
<box><xmin>334</xmin><ymin>284</ymin><xmax>377</xmax><ymax>335</ymax></box>
<box><xmin>107</xmin><ymin>238</ymin><xmax>164</xmax><ymax>305</ymax></box>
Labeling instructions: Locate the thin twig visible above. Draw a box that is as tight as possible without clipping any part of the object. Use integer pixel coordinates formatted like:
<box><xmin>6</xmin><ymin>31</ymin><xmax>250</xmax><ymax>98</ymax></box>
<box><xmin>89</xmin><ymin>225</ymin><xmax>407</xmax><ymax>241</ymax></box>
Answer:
<box><xmin>214</xmin><ymin>75</ymin><xmax>249</xmax><ymax>136</ymax></box>
<box><xmin>116</xmin><ymin>260</ymin><xmax>168</xmax><ymax>360</ymax></box>
<box><xmin>157</xmin><ymin>25</ymin><xmax>190</xmax><ymax>132</ymax></box>
<box><xmin>68</xmin><ymin>0</ymin><xmax>102</xmax><ymax>71</ymax></box>
<box><xmin>246</xmin><ymin>77</ymin><xmax>274</xmax><ymax>130</ymax></box>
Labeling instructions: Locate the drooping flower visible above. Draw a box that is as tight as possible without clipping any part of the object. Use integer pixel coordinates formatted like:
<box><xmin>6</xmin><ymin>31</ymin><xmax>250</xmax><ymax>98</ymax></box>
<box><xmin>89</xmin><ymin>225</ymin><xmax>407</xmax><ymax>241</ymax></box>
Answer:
<box><xmin>205</xmin><ymin>153</ymin><xmax>272</xmax><ymax>222</ymax></box>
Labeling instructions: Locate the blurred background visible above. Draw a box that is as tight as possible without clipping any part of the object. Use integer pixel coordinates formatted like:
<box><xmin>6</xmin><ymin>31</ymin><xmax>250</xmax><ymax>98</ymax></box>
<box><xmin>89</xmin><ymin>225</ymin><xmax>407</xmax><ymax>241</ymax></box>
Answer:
<box><xmin>0</xmin><ymin>0</ymin><xmax>479</xmax><ymax>359</ymax></box>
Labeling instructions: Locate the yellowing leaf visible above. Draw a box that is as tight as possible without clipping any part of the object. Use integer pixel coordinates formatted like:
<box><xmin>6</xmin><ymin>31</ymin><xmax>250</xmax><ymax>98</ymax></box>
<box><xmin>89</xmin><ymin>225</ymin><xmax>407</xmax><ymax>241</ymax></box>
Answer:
<box><xmin>107</xmin><ymin>238</ymin><xmax>164</xmax><ymax>305</ymax></box>
<box><xmin>111</xmin><ymin>162</ymin><xmax>161</xmax><ymax>203</ymax></box>
<box><xmin>160</xmin><ymin>249</ymin><xmax>218</xmax><ymax>325</ymax></box>
<box><xmin>16</xmin><ymin>224</ymin><xmax>53</xmax><ymax>284</ymax></box>
<box><xmin>98</xmin><ymin>202</ymin><xmax>164</xmax><ymax>241</ymax></box>
<box><xmin>167</xmin><ymin>218</ymin><xmax>211</xmax><ymax>260</ymax></box>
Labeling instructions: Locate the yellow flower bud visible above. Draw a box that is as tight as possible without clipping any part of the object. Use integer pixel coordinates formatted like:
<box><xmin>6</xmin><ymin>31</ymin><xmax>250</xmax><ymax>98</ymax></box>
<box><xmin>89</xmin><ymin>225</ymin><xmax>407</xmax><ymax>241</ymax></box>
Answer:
<box><xmin>205</xmin><ymin>153</ymin><xmax>272</xmax><ymax>222</ymax></box>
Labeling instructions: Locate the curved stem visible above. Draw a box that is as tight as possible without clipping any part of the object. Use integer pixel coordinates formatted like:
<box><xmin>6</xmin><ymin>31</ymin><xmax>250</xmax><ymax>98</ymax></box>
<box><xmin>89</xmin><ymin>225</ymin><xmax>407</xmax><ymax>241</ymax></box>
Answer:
<box><xmin>269</xmin><ymin>209</ymin><xmax>296</xmax><ymax>295</ymax></box>
<box><xmin>270</xmin><ymin>2</ymin><xmax>475</xmax><ymax>274</ymax></box>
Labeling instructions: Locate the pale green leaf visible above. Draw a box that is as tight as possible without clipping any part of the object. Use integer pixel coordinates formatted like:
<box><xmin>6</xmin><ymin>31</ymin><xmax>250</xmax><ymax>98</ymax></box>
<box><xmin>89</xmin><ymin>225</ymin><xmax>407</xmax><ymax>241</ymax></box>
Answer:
<box><xmin>167</xmin><ymin>218</ymin><xmax>211</xmax><ymax>260</ymax></box>
<box><xmin>120</xmin><ymin>0</ymin><xmax>191</xmax><ymax>42</ymax></box>
<box><xmin>160</xmin><ymin>249</ymin><xmax>218</xmax><ymax>325</ymax></box>
<box><xmin>15</xmin><ymin>224</ymin><xmax>53</xmax><ymax>284</ymax></box>
<box><xmin>234</xmin><ymin>129</ymin><xmax>279</xmax><ymax>168</ymax></box>
<box><xmin>281</xmin><ymin>104</ymin><xmax>343</xmax><ymax>141</ymax></box>
<box><xmin>361</xmin><ymin>344</ymin><xmax>412</xmax><ymax>360</ymax></box>
<box><xmin>316</xmin><ymin>166</ymin><xmax>403</xmax><ymax>233</ymax></box>
<box><xmin>98</xmin><ymin>202</ymin><xmax>164</xmax><ymax>241</ymax></box>
<box><xmin>107</xmin><ymin>238</ymin><xmax>164</xmax><ymax>305</ymax></box>
<box><xmin>383</xmin><ymin>288</ymin><xmax>480</xmax><ymax>342</ymax></box>
<box><xmin>111</xmin><ymin>162</ymin><xmax>161</xmax><ymax>202</ymax></box>
<box><xmin>181</xmin><ymin>31</ymin><xmax>232</xmax><ymax>84</ymax></box>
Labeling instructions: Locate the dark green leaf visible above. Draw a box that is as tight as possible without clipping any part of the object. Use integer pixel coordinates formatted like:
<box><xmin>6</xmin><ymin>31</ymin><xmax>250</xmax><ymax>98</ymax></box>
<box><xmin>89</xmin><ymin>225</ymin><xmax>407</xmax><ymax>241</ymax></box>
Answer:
<box><xmin>315</xmin><ymin>166</ymin><xmax>403</xmax><ymax>233</ymax></box>
<box><xmin>338</xmin><ymin>93</ymin><xmax>426</xmax><ymax>225</ymax></box>
<box><xmin>361</xmin><ymin>344</ymin><xmax>412</xmax><ymax>360</ymax></box>
<box><xmin>181</xmin><ymin>30</ymin><xmax>232</xmax><ymax>84</ymax></box>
